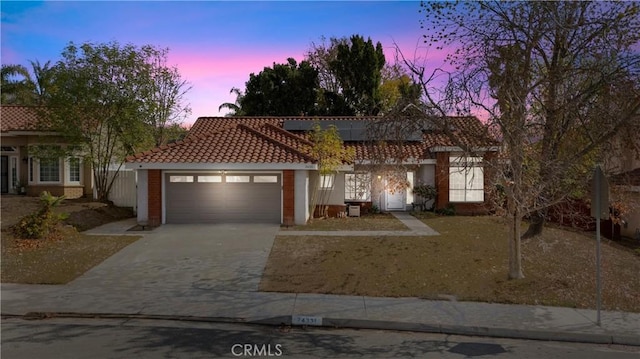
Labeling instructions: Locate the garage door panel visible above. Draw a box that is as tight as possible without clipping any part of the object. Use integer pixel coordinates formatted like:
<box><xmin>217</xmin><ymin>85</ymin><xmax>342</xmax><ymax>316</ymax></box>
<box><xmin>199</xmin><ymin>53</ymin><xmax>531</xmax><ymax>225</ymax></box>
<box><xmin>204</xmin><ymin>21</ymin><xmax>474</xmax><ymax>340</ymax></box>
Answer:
<box><xmin>165</xmin><ymin>173</ymin><xmax>281</xmax><ymax>224</ymax></box>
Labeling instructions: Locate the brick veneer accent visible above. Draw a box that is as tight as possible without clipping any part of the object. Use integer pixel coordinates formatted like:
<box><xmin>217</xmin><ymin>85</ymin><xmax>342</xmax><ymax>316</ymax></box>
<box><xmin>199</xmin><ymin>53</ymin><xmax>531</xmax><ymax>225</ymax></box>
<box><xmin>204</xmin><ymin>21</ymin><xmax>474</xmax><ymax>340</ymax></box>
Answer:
<box><xmin>148</xmin><ymin>169</ymin><xmax>162</xmax><ymax>226</ymax></box>
<box><xmin>26</xmin><ymin>185</ymin><xmax>84</xmax><ymax>199</ymax></box>
<box><xmin>283</xmin><ymin>170</ymin><xmax>295</xmax><ymax>226</ymax></box>
<box><xmin>435</xmin><ymin>152</ymin><xmax>450</xmax><ymax>209</ymax></box>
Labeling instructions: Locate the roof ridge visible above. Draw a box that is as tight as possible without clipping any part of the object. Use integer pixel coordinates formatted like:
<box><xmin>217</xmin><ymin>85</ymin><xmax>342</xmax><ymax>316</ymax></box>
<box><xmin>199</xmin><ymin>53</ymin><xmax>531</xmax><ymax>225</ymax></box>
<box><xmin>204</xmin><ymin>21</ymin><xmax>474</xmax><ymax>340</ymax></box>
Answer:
<box><xmin>126</xmin><ymin>127</ymin><xmax>226</xmax><ymax>162</ymax></box>
<box><xmin>237</xmin><ymin>123</ymin><xmax>316</xmax><ymax>163</ymax></box>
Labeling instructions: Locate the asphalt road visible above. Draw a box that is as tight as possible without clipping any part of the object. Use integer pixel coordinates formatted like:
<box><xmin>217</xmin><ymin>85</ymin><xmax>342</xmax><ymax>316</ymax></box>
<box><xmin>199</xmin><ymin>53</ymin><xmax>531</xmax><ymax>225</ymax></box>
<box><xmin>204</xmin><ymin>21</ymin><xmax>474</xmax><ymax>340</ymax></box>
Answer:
<box><xmin>2</xmin><ymin>317</ymin><xmax>638</xmax><ymax>359</ymax></box>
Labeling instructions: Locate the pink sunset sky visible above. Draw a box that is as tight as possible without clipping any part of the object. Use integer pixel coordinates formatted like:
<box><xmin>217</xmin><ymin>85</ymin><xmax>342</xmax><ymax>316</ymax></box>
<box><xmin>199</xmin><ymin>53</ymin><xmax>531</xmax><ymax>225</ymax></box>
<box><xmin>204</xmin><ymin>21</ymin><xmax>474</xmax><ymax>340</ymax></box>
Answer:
<box><xmin>1</xmin><ymin>1</ymin><xmax>451</xmax><ymax>125</ymax></box>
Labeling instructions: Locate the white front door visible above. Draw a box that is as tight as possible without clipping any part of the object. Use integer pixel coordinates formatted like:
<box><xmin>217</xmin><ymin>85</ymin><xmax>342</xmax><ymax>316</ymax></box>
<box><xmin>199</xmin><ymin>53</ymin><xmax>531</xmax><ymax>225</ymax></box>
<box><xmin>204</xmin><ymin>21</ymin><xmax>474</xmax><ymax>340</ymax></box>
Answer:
<box><xmin>386</xmin><ymin>188</ymin><xmax>405</xmax><ymax>211</ymax></box>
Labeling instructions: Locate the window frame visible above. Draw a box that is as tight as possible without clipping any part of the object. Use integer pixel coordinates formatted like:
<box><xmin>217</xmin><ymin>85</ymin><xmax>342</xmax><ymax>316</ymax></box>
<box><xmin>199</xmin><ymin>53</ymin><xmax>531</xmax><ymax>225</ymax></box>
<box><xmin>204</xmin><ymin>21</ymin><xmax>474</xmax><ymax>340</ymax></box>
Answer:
<box><xmin>66</xmin><ymin>157</ymin><xmax>82</xmax><ymax>185</ymax></box>
<box><xmin>449</xmin><ymin>156</ymin><xmax>484</xmax><ymax>203</ymax></box>
<box><xmin>344</xmin><ymin>172</ymin><xmax>371</xmax><ymax>201</ymax></box>
<box><xmin>319</xmin><ymin>174</ymin><xmax>335</xmax><ymax>189</ymax></box>
<box><xmin>38</xmin><ymin>157</ymin><xmax>61</xmax><ymax>183</ymax></box>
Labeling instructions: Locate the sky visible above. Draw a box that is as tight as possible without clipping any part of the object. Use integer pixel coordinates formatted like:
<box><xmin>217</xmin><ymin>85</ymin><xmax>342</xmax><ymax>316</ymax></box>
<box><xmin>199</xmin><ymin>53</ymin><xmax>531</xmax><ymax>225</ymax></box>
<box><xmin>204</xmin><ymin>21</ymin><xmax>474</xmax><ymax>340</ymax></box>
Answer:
<box><xmin>1</xmin><ymin>1</ymin><xmax>444</xmax><ymax>124</ymax></box>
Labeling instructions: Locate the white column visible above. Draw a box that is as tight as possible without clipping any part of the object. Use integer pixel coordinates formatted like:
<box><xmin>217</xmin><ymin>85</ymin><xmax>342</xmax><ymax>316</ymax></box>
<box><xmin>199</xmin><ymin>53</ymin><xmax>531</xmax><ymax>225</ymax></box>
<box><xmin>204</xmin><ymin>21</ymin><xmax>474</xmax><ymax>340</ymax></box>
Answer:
<box><xmin>136</xmin><ymin>169</ymin><xmax>148</xmax><ymax>223</ymax></box>
<box><xmin>294</xmin><ymin>170</ymin><xmax>309</xmax><ymax>225</ymax></box>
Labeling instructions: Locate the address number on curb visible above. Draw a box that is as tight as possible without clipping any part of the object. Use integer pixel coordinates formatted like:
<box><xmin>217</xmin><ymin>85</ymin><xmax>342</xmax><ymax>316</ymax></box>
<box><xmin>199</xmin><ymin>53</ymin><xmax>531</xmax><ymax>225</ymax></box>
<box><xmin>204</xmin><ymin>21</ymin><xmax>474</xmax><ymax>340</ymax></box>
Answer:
<box><xmin>292</xmin><ymin>315</ymin><xmax>323</xmax><ymax>326</ymax></box>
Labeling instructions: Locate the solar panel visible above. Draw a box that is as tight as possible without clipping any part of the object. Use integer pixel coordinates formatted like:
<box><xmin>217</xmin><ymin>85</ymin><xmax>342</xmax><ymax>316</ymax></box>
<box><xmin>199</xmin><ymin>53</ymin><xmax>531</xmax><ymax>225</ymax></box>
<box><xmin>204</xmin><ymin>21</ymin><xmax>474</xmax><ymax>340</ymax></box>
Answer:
<box><xmin>283</xmin><ymin>119</ymin><xmax>424</xmax><ymax>141</ymax></box>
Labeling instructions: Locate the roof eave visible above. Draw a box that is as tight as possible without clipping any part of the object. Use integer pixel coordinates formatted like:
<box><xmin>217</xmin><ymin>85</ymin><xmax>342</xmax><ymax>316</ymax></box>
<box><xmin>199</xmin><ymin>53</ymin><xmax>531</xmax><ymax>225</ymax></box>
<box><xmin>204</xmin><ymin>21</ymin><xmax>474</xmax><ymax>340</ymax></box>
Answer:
<box><xmin>125</xmin><ymin>162</ymin><xmax>318</xmax><ymax>171</ymax></box>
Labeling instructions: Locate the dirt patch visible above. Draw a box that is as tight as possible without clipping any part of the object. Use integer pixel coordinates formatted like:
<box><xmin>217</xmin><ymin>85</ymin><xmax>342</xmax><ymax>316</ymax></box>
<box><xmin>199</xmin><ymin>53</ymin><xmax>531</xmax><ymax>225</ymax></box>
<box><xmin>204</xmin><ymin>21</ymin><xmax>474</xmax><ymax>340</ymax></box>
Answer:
<box><xmin>261</xmin><ymin>216</ymin><xmax>640</xmax><ymax>312</ymax></box>
<box><xmin>1</xmin><ymin>195</ymin><xmax>133</xmax><ymax>232</ymax></box>
<box><xmin>1</xmin><ymin>195</ymin><xmax>139</xmax><ymax>284</ymax></box>
<box><xmin>1</xmin><ymin>227</ymin><xmax>140</xmax><ymax>284</ymax></box>
<box><xmin>282</xmin><ymin>213</ymin><xmax>408</xmax><ymax>231</ymax></box>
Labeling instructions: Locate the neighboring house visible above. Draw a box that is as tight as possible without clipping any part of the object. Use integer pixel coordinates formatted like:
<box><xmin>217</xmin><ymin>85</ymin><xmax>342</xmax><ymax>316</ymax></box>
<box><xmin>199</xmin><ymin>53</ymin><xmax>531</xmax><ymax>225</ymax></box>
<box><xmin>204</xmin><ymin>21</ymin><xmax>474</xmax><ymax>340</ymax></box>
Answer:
<box><xmin>606</xmin><ymin>133</ymin><xmax>640</xmax><ymax>239</ymax></box>
<box><xmin>126</xmin><ymin>116</ymin><xmax>499</xmax><ymax>226</ymax></box>
<box><xmin>0</xmin><ymin>105</ymin><xmax>92</xmax><ymax>198</ymax></box>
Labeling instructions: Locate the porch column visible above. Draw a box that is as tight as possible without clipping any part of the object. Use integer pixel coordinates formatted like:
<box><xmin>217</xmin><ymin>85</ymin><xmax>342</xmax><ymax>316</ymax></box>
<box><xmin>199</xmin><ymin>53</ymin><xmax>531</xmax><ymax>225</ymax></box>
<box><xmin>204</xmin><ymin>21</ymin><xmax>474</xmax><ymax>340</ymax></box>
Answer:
<box><xmin>136</xmin><ymin>169</ymin><xmax>148</xmax><ymax>223</ymax></box>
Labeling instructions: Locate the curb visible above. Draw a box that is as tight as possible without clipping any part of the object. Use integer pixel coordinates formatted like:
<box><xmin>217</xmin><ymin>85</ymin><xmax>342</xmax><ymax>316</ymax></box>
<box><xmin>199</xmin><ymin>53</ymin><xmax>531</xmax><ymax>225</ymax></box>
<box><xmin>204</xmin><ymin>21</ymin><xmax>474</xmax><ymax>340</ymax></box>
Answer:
<box><xmin>3</xmin><ymin>312</ymin><xmax>639</xmax><ymax>347</ymax></box>
<box><xmin>251</xmin><ymin>316</ymin><xmax>640</xmax><ymax>347</ymax></box>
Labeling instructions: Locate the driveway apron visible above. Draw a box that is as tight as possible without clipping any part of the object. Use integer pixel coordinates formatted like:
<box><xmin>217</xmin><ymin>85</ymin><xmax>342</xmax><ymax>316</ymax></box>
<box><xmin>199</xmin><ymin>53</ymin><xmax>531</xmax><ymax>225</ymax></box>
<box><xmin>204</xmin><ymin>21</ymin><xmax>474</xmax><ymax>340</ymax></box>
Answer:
<box><xmin>69</xmin><ymin>223</ymin><xmax>280</xmax><ymax>294</ymax></box>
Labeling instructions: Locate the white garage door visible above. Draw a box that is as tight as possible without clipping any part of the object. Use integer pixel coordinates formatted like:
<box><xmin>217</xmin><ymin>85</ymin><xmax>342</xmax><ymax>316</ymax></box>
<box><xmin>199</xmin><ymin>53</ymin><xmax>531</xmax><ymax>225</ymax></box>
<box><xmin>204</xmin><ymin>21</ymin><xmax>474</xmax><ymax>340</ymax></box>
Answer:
<box><xmin>165</xmin><ymin>173</ymin><xmax>281</xmax><ymax>223</ymax></box>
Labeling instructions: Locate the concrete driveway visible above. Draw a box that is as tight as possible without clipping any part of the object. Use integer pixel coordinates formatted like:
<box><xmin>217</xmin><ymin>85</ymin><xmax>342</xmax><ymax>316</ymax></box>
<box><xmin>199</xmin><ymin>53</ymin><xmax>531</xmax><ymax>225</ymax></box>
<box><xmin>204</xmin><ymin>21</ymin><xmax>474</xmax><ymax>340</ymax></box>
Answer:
<box><xmin>70</xmin><ymin>223</ymin><xmax>280</xmax><ymax>293</ymax></box>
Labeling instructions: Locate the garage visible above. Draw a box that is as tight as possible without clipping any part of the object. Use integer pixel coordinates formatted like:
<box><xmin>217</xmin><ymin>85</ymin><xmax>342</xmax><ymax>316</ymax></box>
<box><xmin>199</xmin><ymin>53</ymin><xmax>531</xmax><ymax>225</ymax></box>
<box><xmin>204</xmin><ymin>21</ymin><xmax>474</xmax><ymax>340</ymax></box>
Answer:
<box><xmin>165</xmin><ymin>172</ymin><xmax>281</xmax><ymax>223</ymax></box>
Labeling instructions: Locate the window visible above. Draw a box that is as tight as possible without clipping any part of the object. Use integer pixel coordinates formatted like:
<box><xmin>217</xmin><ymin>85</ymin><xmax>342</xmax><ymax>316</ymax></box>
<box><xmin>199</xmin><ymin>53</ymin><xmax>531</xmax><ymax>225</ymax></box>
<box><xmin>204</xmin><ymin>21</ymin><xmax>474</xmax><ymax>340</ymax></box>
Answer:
<box><xmin>345</xmin><ymin>173</ymin><xmax>371</xmax><ymax>201</ymax></box>
<box><xmin>10</xmin><ymin>157</ymin><xmax>17</xmax><ymax>189</ymax></box>
<box><xmin>253</xmin><ymin>175</ymin><xmax>278</xmax><ymax>183</ymax></box>
<box><xmin>39</xmin><ymin>158</ymin><xmax>60</xmax><ymax>182</ymax></box>
<box><xmin>449</xmin><ymin>157</ymin><xmax>484</xmax><ymax>202</ymax></box>
<box><xmin>319</xmin><ymin>174</ymin><xmax>334</xmax><ymax>189</ymax></box>
<box><xmin>226</xmin><ymin>175</ymin><xmax>250</xmax><ymax>183</ymax></box>
<box><xmin>170</xmin><ymin>175</ymin><xmax>194</xmax><ymax>183</ymax></box>
<box><xmin>68</xmin><ymin>158</ymin><xmax>81</xmax><ymax>183</ymax></box>
<box><xmin>197</xmin><ymin>175</ymin><xmax>222</xmax><ymax>183</ymax></box>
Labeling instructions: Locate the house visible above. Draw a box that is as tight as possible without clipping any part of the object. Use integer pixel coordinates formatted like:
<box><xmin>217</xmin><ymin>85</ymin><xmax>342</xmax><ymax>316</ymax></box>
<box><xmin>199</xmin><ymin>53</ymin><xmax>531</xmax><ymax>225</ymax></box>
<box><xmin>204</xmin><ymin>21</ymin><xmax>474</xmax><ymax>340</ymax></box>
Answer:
<box><xmin>126</xmin><ymin>116</ymin><xmax>499</xmax><ymax>226</ymax></box>
<box><xmin>1</xmin><ymin>105</ymin><xmax>92</xmax><ymax>198</ymax></box>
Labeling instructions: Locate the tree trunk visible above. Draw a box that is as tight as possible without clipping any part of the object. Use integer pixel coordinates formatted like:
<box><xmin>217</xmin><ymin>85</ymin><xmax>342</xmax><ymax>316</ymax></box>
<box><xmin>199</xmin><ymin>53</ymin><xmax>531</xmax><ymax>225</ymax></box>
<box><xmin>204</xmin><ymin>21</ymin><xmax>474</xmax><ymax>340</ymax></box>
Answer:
<box><xmin>508</xmin><ymin>208</ymin><xmax>525</xmax><ymax>279</ymax></box>
<box><xmin>522</xmin><ymin>209</ymin><xmax>546</xmax><ymax>239</ymax></box>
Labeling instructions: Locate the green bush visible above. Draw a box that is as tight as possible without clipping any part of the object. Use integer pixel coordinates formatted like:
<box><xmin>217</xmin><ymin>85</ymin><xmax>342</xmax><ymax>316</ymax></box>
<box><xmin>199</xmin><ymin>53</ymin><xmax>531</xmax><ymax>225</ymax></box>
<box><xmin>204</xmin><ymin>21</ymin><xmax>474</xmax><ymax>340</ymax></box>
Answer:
<box><xmin>435</xmin><ymin>203</ymin><xmax>456</xmax><ymax>216</ymax></box>
<box><xmin>412</xmin><ymin>184</ymin><xmax>437</xmax><ymax>211</ymax></box>
<box><xmin>12</xmin><ymin>191</ymin><xmax>68</xmax><ymax>240</ymax></box>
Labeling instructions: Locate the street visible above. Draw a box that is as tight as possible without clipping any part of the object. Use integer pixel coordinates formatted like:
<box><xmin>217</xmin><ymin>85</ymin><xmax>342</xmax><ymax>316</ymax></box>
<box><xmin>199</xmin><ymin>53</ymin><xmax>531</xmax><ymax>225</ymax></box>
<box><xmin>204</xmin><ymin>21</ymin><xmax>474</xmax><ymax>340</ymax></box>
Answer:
<box><xmin>2</xmin><ymin>317</ymin><xmax>638</xmax><ymax>358</ymax></box>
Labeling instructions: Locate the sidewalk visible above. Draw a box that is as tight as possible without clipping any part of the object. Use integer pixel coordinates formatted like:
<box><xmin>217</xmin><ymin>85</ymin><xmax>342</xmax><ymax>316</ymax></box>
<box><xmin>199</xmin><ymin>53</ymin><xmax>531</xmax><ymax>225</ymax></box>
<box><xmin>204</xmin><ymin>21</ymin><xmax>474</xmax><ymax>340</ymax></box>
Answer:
<box><xmin>2</xmin><ymin>283</ymin><xmax>638</xmax><ymax>346</ymax></box>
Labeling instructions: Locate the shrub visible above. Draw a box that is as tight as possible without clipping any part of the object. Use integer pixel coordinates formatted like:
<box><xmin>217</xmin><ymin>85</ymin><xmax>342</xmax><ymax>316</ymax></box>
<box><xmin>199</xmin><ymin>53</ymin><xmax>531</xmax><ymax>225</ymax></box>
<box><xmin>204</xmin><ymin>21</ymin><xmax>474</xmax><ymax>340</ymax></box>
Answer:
<box><xmin>412</xmin><ymin>184</ymin><xmax>437</xmax><ymax>211</ymax></box>
<box><xmin>436</xmin><ymin>203</ymin><xmax>456</xmax><ymax>216</ymax></box>
<box><xmin>12</xmin><ymin>191</ymin><xmax>68</xmax><ymax>240</ymax></box>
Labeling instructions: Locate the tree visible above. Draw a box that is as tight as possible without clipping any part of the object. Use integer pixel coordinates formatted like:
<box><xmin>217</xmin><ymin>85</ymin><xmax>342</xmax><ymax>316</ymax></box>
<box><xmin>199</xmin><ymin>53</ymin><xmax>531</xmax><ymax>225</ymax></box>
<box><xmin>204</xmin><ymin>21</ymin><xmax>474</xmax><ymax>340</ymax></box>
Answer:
<box><xmin>1</xmin><ymin>64</ymin><xmax>32</xmax><ymax>104</ymax></box>
<box><xmin>378</xmin><ymin>63</ymin><xmax>422</xmax><ymax>115</ymax></box>
<box><xmin>414</xmin><ymin>1</ymin><xmax>640</xmax><ymax>278</ymax></box>
<box><xmin>1</xmin><ymin>61</ymin><xmax>55</xmax><ymax>105</ymax></box>
<box><xmin>308</xmin><ymin>124</ymin><xmax>355</xmax><ymax>220</ymax></box>
<box><xmin>218</xmin><ymin>87</ymin><xmax>245</xmax><ymax>116</ymax></box>
<box><xmin>142</xmin><ymin>49</ymin><xmax>191</xmax><ymax>147</ymax></box>
<box><xmin>43</xmin><ymin>41</ymin><xmax>191</xmax><ymax>201</ymax></box>
<box><xmin>238</xmin><ymin>58</ymin><xmax>319</xmax><ymax>116</ymax></box>
<box><xmin>331</xmin><ymin>35</ymin><xmax>386</xmax><ymax>115</ymax></box>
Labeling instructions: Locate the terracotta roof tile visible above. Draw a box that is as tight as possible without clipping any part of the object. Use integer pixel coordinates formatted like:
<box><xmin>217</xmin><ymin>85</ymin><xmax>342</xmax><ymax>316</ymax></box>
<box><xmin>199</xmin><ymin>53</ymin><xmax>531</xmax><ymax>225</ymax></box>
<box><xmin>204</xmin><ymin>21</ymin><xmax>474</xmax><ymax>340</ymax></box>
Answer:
<box><xmin>0</xmin><ymin>105</ymin><xmax>48</xmax><ymax>132</ymax></box>
<box><xmin>128</xmin><ymin>115</ymin><xmax>497</xmax><ymax>164</ymax></box>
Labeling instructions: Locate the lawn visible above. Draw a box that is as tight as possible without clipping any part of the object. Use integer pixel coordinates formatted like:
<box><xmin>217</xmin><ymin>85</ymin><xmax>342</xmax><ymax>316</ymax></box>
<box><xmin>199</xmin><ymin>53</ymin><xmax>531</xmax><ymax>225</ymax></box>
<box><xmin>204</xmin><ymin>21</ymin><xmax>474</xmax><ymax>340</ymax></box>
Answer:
<box><xmin>261</xmin><ymin>216</ymin><xmax>640</xmax><ymax>312</ymax></box>
<box><xmin>282</xmin><ymin>213</ymin><xmax>409</xmax><ymax>231</ymax></box>
<box><xmin>1</xmin><ymin>228</ymin><xmax>140</xmax><ymax>284</ymax></box>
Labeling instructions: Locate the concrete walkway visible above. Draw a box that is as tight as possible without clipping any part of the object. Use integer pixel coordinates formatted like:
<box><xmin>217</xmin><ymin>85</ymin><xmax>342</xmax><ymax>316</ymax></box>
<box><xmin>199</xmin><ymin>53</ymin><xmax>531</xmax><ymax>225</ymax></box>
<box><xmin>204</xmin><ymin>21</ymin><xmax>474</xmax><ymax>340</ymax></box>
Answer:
<box><xmin>279</xmin><ymin>212</ymin><xmax>439</xmax><ymax>236</ymax></box>
<box><xmin>2</xmin><ymin>219</ymin><xmax>638</xmax><ymax>346</ymax></box>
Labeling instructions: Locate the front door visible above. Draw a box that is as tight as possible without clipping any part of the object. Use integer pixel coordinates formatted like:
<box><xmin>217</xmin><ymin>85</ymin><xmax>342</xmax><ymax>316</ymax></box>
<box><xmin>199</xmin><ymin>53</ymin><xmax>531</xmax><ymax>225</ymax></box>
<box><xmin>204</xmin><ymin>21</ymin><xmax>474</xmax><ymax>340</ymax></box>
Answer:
<box><xmin>386</xmin><ymin>188</ymin><xmax>405</xmax><ymax>211</ymax></box>
<box><xmin>1</xmin><ymin>156</ymin><xmax>8</xmax><ymax>193</ymax></box>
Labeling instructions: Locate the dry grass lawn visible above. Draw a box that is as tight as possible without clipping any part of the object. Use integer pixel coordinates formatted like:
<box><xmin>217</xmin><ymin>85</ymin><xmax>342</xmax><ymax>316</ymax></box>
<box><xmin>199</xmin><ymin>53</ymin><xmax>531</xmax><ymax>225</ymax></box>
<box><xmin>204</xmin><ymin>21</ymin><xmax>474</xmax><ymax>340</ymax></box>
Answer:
<box><xmin>261</xmin><ymin>216</ymin><xmax>640</xmax><ymax>312</ymax></box>
<box><xmin>282</xmin><ymin>213</ymin><xmax>408</xmax><ymax>231</ymax></box>
<box><xmin>1</xmin><ymin>229</ymin><xmax>140</xmax><ymax>284</ymax></box>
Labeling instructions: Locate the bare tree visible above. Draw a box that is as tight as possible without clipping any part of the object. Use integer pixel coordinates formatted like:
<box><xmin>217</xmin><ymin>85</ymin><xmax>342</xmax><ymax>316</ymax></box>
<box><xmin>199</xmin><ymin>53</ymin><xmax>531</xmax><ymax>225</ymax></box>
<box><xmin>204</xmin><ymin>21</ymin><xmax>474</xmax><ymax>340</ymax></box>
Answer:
<box><xmin>399</xmin><ymin>1</ymin><xmax>640</xmax><ymax>279</ymax></box>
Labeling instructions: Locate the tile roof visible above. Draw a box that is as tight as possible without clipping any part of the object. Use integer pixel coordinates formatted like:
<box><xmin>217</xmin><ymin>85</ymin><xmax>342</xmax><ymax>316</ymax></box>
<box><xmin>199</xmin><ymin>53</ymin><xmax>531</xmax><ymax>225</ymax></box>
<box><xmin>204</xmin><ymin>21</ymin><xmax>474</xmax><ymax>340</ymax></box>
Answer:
<box><xmin>127</xmin><ymin>122</ymin><xmax>314</xmax><ymax>164</ymax></box>
<box><xmin>0</xmin><ymin>105</ymin><xmax>47</xmax><ymax>132</ymax></box>
<box><xmin>128</xmin><ymin>115</ymin><xmax>498</xmax><ymax>164</ymax></box>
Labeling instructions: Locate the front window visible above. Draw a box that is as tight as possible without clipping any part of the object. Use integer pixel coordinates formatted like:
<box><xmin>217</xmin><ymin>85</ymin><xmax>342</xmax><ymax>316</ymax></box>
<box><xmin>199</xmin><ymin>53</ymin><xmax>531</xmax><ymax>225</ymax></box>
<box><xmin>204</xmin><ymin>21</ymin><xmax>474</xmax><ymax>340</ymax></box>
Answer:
<box><xmin>319</xmin><ymin>174</ymin><xmax>334</xmax><ymax>189</ymax></box>
<box><xmin>449</xmin><ymin>156</ymin><xmax>484</xmax><ymax>202</ymax></box>
<box><xmin>345</xmin><ymin>173</ymin><xmax>371</xmax><ymax>201</ymax></box>
<box><xmin>69</xmin><ymin>158</ymin><xmax>81</xmax><ymax>183</ymax></box>
<box><xmin>39</xmin><ymin>158</ymin><xmax>60</xmax><ymax>182</ymax></box>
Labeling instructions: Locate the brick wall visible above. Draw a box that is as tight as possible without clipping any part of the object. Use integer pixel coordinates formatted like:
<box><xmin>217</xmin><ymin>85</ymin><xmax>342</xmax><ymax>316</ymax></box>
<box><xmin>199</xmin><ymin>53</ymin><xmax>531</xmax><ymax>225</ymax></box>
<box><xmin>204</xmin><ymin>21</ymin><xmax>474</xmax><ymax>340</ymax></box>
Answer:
<box><xmin>283</xmin><ymin>170</ymin><xmax>295</xmax><ymax>226</ymax></box>
<box><xmin>148</xmin><ymin>169</ymin><xmax>162</xmax><ymax>226</ymax></box>
<box><xmin>435</xmin><ymin>152</ymin><xmax>450</xmax><ymax>209</ymax></box>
